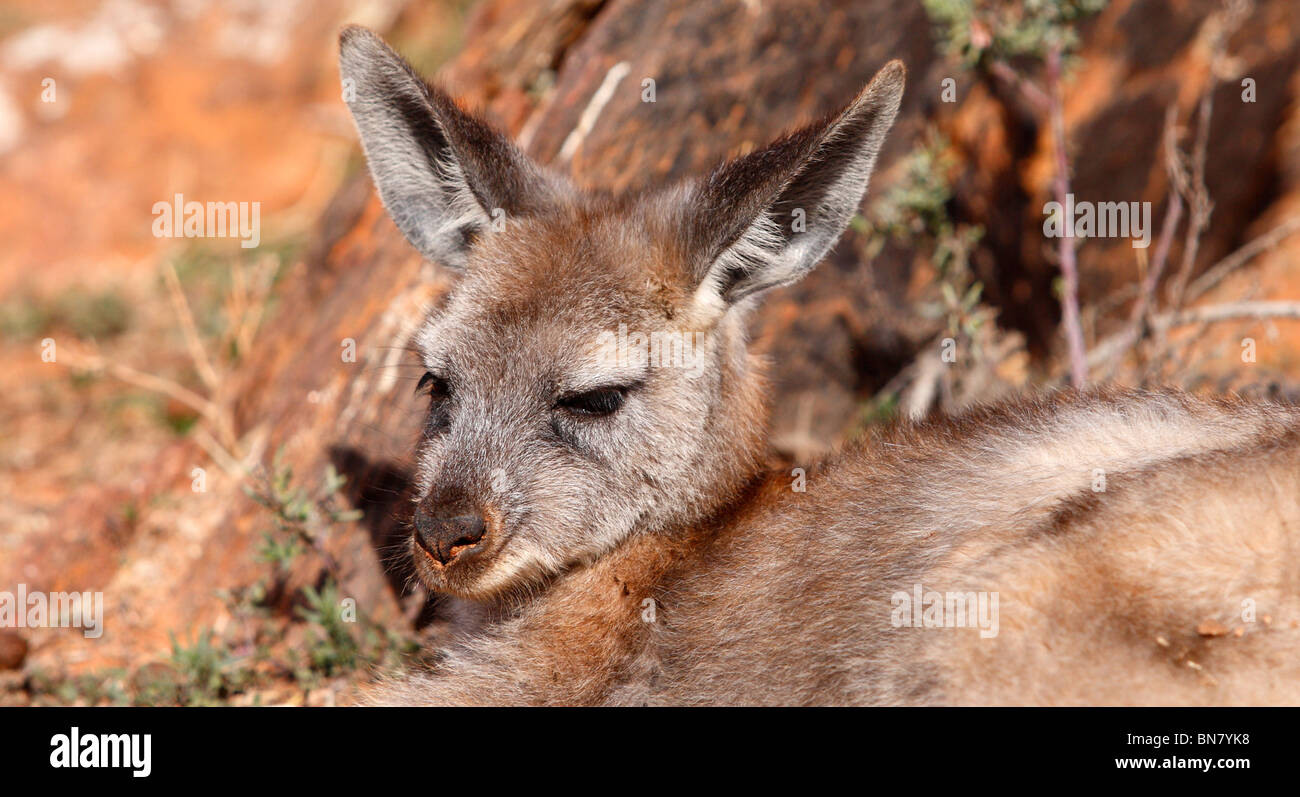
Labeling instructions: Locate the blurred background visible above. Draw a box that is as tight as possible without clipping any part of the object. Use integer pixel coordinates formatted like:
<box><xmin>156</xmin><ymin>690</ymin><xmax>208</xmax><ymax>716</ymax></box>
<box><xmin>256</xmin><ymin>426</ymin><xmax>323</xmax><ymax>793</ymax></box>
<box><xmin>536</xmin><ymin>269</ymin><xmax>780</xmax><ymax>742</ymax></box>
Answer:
<box><xmin>2</xmin><ymin>0</ymin><xmax>1299</xmax><ymax>705</ymax></box>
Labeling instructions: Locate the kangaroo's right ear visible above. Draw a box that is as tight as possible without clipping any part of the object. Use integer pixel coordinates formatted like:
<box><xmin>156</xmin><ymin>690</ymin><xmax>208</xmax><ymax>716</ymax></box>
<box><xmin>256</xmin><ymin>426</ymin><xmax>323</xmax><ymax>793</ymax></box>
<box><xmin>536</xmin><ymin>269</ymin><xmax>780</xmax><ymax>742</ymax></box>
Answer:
<box><xmin>338</xmin><ymin>26</ymin><xmax>557</xmax><ymax>270</ymax></box>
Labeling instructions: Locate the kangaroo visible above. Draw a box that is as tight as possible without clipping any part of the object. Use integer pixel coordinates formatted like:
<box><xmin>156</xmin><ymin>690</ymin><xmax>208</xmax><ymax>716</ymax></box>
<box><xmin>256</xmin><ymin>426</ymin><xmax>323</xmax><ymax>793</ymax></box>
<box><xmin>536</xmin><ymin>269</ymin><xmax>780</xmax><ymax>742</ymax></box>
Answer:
<box><xmin>339</xmin><ymin>26</ymin><xmax>1300</xmax><ymax>706</ymax></box>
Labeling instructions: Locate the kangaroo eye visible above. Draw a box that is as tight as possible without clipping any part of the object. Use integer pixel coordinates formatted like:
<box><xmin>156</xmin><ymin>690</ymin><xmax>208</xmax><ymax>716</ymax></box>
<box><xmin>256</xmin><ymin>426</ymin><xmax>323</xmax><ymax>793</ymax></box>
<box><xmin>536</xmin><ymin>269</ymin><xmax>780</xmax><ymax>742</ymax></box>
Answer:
<box><xmin>416</xmin><ymin>372</ymin><xmax>449</xmax><ymax>399</ymax></box>
<box><xmin>558</xmin><ymin>387</ymin><xmax>626</xmax><ymax>417</ymax></box>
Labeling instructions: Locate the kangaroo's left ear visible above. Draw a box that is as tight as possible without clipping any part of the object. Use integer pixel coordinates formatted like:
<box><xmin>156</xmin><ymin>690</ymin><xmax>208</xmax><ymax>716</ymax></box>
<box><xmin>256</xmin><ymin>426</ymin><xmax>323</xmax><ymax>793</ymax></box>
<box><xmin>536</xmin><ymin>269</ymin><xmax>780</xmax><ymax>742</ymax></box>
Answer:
<box><xmin>680</xmin><ymin>61</ymin><xmax>905</xmax><ymax>307</ymax></box>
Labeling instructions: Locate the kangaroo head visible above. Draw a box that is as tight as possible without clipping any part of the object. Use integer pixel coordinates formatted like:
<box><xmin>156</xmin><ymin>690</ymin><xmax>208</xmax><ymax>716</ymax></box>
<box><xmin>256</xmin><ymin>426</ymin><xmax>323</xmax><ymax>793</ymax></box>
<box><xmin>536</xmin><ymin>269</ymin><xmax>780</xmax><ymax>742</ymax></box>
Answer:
<box><xmin>339</xmin><ymin>26</ymin><xmax>904</xmax><ymax>600</ymax></box>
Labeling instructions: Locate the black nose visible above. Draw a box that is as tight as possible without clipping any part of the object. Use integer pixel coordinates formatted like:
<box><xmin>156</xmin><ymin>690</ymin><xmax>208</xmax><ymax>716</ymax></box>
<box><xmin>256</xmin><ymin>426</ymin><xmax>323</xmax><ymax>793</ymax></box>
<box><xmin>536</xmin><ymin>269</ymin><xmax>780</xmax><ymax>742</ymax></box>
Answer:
<box><xmin>413</xmin><ymin>511</ymin><xmax>486</xmax><ymax>565</ymax></box>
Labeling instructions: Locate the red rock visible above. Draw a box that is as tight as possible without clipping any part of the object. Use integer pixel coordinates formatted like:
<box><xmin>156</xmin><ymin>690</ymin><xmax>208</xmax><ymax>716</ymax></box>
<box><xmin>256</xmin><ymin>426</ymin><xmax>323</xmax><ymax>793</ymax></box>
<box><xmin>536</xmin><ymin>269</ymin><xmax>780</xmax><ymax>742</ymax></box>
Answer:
<box><xmin>0</xmin><ymin>631</ymin><xmax>28</xmax><ymax>671</ymax></box>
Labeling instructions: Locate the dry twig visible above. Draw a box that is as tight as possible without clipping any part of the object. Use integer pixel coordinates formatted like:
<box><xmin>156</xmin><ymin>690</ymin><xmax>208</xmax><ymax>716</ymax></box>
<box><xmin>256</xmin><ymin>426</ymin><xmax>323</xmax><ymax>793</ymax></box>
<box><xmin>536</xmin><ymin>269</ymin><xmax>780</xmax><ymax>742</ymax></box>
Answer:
<box><xmin>1045</xmin><ymin>42</ymin><xmax>1088</xmax><ymax>388</ymax></box>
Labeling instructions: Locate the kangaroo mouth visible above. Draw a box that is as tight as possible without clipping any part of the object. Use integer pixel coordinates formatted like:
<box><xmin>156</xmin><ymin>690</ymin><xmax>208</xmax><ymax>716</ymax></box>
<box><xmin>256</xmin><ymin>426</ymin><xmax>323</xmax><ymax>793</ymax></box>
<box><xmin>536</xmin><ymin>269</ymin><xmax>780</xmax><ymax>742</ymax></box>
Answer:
<box><xmin>448</xmin><ymin>540</ymin><xmax>481</xmax><ymax>559</ymax></box>
<box><xmin>414</xmin><ymin>534</ymin><xmax>485</xmax><ymax>570</ymax></box>
<box><xmin>410</xmin><ymin>505</ymin><xmax>505</xmax><ymax>594</ymax></box>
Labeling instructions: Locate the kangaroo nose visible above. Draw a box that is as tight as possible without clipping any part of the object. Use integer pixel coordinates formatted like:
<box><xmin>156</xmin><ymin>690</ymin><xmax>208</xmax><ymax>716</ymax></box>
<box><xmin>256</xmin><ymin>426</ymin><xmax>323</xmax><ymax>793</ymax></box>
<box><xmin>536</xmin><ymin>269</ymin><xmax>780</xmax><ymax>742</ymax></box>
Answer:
<box><xmin>414</xmin><ymin>511</ymin><xmax>487</xmax><ymax>565</ymax></box>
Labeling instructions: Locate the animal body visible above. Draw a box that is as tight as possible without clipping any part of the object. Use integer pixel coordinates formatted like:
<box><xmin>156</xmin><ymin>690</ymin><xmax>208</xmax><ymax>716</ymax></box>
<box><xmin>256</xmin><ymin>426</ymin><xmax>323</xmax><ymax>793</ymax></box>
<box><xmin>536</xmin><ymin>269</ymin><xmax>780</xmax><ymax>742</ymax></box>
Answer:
<box><xmin>339</xmin><ymin>26</ymin><xmax>1300</xmax><ymax>705</ymax></box>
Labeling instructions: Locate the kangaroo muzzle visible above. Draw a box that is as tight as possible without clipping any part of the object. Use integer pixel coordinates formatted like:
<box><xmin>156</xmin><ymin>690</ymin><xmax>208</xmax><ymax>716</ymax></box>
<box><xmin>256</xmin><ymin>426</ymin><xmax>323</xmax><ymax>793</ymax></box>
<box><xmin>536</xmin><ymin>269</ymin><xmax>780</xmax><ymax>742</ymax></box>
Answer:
<box><xmin>414</xmin><ymin>511</ymin><xmax>487</xmax><ymax>565</ymax></box>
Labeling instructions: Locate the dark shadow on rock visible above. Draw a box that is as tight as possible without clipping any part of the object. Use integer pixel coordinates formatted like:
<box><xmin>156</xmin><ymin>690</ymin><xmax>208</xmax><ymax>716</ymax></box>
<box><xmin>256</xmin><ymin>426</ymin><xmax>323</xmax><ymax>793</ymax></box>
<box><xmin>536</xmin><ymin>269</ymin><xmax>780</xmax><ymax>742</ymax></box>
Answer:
<box><xmin>327</xmin><ymin>445</ymin><xmax>439</xmax><ymax>627</ymax></box>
